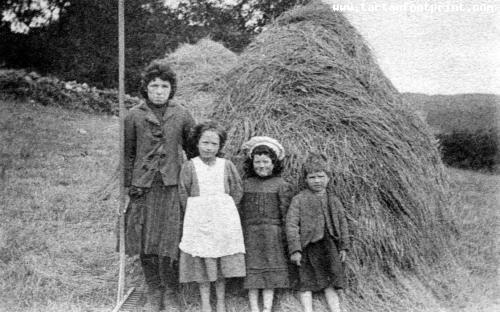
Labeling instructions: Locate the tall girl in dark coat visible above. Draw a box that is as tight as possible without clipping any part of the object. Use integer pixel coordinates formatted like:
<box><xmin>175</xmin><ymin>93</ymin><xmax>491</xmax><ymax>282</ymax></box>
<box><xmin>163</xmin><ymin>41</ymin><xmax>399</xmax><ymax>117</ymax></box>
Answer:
<box><xmin>123</xmin><ymin>60</ymin><xmax>195</xmax><ymax>311</ymax></box>
<box><xmin>240</xmin><ymin>136</ymin><xmax>293</xmax><ymax>312</ymax></box>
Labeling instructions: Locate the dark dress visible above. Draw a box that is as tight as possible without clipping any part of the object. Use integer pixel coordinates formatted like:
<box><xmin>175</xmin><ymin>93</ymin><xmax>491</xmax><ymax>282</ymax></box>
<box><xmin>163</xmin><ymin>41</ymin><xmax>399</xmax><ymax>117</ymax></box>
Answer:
<box><xmin>121</xmin><ymin>100</ymin><xmax>195</xmax><ymax>290</ymax></box>
<box><xmin>241</xmin><ymin>176</ymin><xmax>293</xmax><ymax>289</ymax></box>
<box><xmin>122</xmin><ymin>101</ymin><xmax>194</xmax><ymax>260</ymax></box>
<box><xmin>289</xmin><ymin>194</ymin><xmax>346</xmax><ymax>292</ymax></box>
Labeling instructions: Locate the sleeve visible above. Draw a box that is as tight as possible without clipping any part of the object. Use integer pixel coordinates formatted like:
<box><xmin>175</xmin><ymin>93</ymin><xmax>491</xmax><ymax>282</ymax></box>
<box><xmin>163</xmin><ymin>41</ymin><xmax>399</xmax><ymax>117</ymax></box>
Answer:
<box><xmin>178</xmin><ymin>161</ymin><xmax>193</xmax><ymax>214</ymax></box>
<box><xmin>278</xmin><ymin>181</ymin><xmax>294</xmax><ymax>226</ymax></box>
<box><xmin>333</xmin><ymin>196</ymin><xmax>350</xmax><ymax>251</ymax></box>
<box><xmin>123</xmin><ymin>111</ymin><xmax>136</xmax><ymax>187</ymax></box>
<box><xmin>182</xmin><ymin>111</ymin><xmax>196</xmax><ymax>159</ymax></box>
<box><xmin>226</xmin><ymin>160</ymin><xmax>243</xmax><ymax>205</ymax></box>
<box><xmin>286</xmin><ymin>195</ymin><xmax>302</xmax><ymax>255</ymax></box>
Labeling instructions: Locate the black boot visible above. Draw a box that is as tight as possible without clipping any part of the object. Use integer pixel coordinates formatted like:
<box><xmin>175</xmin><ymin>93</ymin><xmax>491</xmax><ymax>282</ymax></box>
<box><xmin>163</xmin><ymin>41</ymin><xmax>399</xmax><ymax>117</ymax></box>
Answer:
<box><xmin>141</xmin><ymin>254</ymin><xmax>162</xmax><ymax>312</ymax></box>
<box><xmin>144</xmin><ymin>286</ymin><xmax>162</xmax><ymax>312</ymax></box>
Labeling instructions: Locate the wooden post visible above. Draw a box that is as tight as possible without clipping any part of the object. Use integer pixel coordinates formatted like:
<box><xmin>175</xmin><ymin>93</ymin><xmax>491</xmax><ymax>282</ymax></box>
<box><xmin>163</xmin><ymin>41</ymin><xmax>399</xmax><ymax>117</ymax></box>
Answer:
<box><xmin>117</xmin><ymin>0</ymin><xmax>126</xmax><ymax>305</ymax></box>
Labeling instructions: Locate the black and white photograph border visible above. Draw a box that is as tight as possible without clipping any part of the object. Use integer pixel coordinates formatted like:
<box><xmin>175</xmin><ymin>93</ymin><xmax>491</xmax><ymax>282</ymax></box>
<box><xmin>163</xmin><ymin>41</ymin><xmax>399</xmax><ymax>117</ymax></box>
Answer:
<box><xmin>0</xmin><ymin>0</ymin><xmax>498</xmax><ymax>311</ymax></box>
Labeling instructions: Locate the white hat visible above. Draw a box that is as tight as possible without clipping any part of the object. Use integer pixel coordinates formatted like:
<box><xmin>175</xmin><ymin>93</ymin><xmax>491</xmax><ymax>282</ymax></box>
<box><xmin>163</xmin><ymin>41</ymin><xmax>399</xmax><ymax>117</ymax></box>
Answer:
<box><xmin>242</xmin><ymin>136</ymin><xmax>285</xmax><ymax>160</ymax></box>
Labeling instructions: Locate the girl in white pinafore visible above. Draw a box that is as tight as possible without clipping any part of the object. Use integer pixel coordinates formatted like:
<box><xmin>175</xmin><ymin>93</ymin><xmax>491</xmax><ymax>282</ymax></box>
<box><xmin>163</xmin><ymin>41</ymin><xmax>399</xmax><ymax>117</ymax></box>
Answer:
<box><xmin>178</xmin><ymin>121</ymin><xmax>245</xmax><ymax>312</ymax></box>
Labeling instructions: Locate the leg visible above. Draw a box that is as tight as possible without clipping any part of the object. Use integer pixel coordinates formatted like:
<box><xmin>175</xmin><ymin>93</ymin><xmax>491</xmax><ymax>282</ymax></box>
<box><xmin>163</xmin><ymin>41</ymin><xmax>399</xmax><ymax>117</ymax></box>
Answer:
<box><xmin>141</xmin><ymin>254</ymin><xmax>161</xmax><ymax>289</ymax></box>
<box><xmin>324</xmin><ymin>287</ymin><xmax>341</xmax><ymax>312</ymax></box>
<box><xmin>159</xmin><ymin>257</ymin><xmax>182</xmax><ymax>310</ymax></box>
<box><xmin>159</xmin><ymin>256</ymin><xmax>179</xmax><ymax>293</ymax></box>
<box><xmin>262</xmin><ymin>289</ymin><xmax>274</xmax><ymax>312</ymax></box>
<box><xmin>215</xmin><ymin>279</ymin><xmax>226</xmax><ymax>312</ymax></box>
<box><xmin>140</xmin><ymin>254</ymin><xmax>162</xmax><ymax>311</ymax></box>
<box><xmin>199</xmin><ymin>282</ymin><xmax>212</xmax><ymax>312</ymax></box>
<box><xmin>299</xmin><ymin>291</ymin><xmax>313</xmax><ymax>312</ymax></box>
<box><xmin>248</xmin><ymin>289</ymin><xmax>260</xmax><ymax>312</ymax></box>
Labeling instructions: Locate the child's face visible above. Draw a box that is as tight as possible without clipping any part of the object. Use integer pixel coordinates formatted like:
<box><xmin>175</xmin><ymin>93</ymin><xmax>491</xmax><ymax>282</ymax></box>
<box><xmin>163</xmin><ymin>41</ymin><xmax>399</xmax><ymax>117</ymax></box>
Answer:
<box><xmin>253</xmin><ymin>154</ymin><xmax>274</xmax><ymax>177</ymax></box>
<box><xmin>305</xmin><ymin>171</ymin><xmax>329</xmax><ymax>193</ymax></box>
<box><xmin>197</xmin><ymin>130</ymin><xmax>220</xmax><ymax>160</ymax></box>
<box><xmin>147</xmin><ymin>77</ymin><xmax>171</xmax><ymax>105</ymax></box>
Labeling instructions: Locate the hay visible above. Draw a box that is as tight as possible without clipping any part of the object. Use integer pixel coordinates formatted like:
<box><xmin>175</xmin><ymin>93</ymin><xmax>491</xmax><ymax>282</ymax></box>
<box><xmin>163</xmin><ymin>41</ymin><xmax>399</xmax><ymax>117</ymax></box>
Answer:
<box><xmin>163</xmin><ymin>38</ymin><xmax>238</xmax><ymax>120</ymax></box>
<box><xmin>211</xmin><ymin>0</ymin><xmax>453</xmax><ymax>307</ymax></box>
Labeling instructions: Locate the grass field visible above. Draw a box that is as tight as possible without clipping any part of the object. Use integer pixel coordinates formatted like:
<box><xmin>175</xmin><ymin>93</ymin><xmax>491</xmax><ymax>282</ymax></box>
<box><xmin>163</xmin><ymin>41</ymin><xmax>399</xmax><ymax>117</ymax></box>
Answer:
<box><xmin>0</xmin><ymin>98</ymin><xmax>498</xmax><ymax>312</ymax></box>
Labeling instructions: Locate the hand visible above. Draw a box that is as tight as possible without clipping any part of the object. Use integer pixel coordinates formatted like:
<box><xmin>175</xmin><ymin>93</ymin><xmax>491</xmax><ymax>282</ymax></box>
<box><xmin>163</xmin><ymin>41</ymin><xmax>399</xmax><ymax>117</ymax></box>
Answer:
<box><xmin>340</xmin><ymin>250</ymin><xmax>347</xmax><ymax>262</ymax></box>
<box><xmin>116</xmin><ymin>194</ymin><xmax>130</xmax><ymax>215</ymax></box>
<box><xmin>290</xmin><ymin>252</ymin><xmax>302</xmax><ymax>266</ymax></box>
<box><xmin>128</xmin><ymin>185</ymin><xmax>144</xmax><ymax>198</ymax></box>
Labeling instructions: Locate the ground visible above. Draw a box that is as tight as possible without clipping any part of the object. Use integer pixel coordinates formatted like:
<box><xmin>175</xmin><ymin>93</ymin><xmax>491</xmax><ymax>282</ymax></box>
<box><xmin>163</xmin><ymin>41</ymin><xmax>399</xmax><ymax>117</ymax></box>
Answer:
<box><xmin>0</xmin><ymin>98</ymin><xmax>498</xmax><ymax>312</ymax></box>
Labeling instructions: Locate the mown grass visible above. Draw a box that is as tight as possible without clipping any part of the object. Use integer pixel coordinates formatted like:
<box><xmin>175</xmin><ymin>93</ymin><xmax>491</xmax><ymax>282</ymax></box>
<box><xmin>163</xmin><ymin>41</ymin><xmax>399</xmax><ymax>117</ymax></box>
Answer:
<box><xmin>0</xmin><ymin>98</ymin><xmax>498</xmax><ymax>312</ymax></box>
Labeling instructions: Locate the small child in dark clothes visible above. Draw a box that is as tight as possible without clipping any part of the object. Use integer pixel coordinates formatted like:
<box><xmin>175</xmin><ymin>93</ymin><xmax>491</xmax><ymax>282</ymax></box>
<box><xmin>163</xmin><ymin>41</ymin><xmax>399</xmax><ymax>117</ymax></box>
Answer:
<box><xmin>286</xmin><ymin>153</ymin><xmax>350</xmax><ymax>312</ymax></box>
<box><xmin>240</xmin><ymin>136</ymin><xmax>294</xmax><ymax>312</ymax></box>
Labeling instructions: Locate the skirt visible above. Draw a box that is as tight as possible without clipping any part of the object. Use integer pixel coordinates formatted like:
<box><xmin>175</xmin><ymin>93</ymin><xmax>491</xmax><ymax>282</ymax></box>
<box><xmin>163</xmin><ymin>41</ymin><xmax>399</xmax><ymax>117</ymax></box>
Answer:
<box><xmin>121</xmin><ymin>173</ymin><xmax>182</xmax><ymax>259</ymax></box>
<box><xmin>243</xmin><ymin>223</ymin><xmax>290</xmax><ymax>289</ymax></box>
<box><xmin>290</xmin><ymin>232</ymin><xmax>346</xmax><ymax>292</ymax></box>
<box><xmin>179</xmin><ymin>251</ymin><xmax>246</xmax><ymax>283</ymax></box>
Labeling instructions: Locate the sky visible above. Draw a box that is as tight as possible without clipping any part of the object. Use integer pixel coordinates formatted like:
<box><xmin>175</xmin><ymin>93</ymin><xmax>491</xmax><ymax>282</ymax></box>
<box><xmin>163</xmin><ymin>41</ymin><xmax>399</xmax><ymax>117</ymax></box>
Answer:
<box><xmin>327</xmin><ymin>0</ymin><xmax>500</xmax><ymax>95</ymax></box>
<box><xmin>166</xmin><ymin>0</ymin><xmax>500</xmax><ymax>95</ymax></box>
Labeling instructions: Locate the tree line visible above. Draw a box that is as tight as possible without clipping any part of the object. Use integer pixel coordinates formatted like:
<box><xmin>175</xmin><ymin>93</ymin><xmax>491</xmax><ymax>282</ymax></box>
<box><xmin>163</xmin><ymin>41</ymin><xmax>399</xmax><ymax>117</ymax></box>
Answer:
<box><xmin>0</xmin><ymin>0</ymin><xmax>308</xmax><ymax>94</ymax></box>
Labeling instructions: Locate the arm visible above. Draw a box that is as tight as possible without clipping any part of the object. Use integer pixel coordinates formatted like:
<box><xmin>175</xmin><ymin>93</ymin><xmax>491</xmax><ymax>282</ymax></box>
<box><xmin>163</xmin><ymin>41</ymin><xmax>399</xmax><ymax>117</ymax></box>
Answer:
<box><xmin>178</xmin><ymin>161</ymin><xmax>193</xmax><ymax>214</ymax></box>
<box><xmin>123</xmin><ymin>112</ymin><xmax>136</xmax><ymax>188</ymax></box>
<box><xmin>181</xmin><ymin>111</ymin><xmax>196</xmax><ymax>159</ymax></box>
<box><xmin>226</xmin><ymin>160</ymin><xmax>243</xmax><ymax>205</ymax></box>
<box><xmin>286</xmin><ymin>196</ymin><xmax>302</xmax><ymax>256</ymax></box>
<box><xmin>278</xmin><ymin>181</ymin><xmax>294</xmax><ymax>226</ymax></box>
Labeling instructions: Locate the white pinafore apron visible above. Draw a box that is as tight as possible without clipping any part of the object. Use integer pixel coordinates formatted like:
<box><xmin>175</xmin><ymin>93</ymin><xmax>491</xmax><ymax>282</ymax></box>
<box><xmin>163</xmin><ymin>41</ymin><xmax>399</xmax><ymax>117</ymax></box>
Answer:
<box><xmin>179</xmin><ymin>157</ymin><xmax>245</xmax><ymax>258</ymax></box>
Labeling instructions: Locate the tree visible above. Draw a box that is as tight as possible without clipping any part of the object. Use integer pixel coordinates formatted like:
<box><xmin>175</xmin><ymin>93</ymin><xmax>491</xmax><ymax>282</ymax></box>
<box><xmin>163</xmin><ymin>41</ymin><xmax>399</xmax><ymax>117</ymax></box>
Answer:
<box><xmin>173</xmin><ymin>0</ymin><xmax>310</xmax><ymax>51</ymax></box>
<box><xmin>1</xmin><ymin>0</ymin><xmax>68</xmax><ymax>33</ymax></box>
<box><xmin>0</xmin><ymin>0</ymin><xmax>310</xmax><ymax>90</ymax></box>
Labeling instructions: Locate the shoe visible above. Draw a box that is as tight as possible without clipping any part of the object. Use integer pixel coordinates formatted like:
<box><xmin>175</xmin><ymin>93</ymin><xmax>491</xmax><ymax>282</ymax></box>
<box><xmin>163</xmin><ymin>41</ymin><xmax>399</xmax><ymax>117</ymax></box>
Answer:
<box><xmin>143</xmin><ymin>287</ymin><xmax>162</xmax><ymax>312</ymax></box>
<box><xmin>163</xmin><ymin>286</ymin><xmax>185</xmax><ymax>311</ymax></box>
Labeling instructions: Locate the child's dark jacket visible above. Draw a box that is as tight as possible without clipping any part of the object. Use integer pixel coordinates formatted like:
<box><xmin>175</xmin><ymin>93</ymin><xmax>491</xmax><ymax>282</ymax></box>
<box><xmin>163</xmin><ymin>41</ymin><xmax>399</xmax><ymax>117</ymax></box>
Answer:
<box><xmin>286</xmin><ymin>189</ymin><xmax>349</xmax><ymax>255</ymax></box>
<box><xmin>123</xmin><ymin>101</ymin><xmax>195</xmax><ymax>188</ymax></box>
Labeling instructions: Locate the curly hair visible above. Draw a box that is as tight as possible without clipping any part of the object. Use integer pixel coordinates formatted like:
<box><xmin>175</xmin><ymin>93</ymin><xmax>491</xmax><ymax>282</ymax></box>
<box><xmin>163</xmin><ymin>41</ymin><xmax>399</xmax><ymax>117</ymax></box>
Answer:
<box><xmin>188</xmin><ymin>121</ymin><xmax>227</xmax><ymax>158</ymax></box>
<box><xmin>140</xmin><ymin>60</ymin><xmax>177</xmax><ymax>100</ymax></box>
<box><xmin>243</xmin><ymin>145</ymin><xmax>284</xmax><ymax>177</ymax></box>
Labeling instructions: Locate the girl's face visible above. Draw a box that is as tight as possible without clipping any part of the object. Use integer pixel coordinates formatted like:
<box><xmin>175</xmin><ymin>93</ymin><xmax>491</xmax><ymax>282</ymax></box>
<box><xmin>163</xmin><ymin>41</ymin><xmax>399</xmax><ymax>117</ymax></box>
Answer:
<box><xmin>253</xmin><ymin>154</ymin><xmax>274</xmax><ymax>177</ymax></box>
<box><xmin>197</xmin><ymin>130</ymin><xmax>220</xmax><ymax>161</ymax></box>
<box><xmin>147</xmin><ymin>77</ymin><xmax>171</xmax><ymax>105</ymax></box>
<box><xmin>305</xmin><ymin>171</ymin><xmax>329</xmax><ymax>193</ymax></box>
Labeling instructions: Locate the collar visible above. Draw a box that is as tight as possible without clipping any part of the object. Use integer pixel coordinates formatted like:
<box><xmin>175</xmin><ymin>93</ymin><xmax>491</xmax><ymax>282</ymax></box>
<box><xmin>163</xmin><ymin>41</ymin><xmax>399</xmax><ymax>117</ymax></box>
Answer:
<box><xmin>136</xmin><ymin>101</ymin><xmax>178</xmax><ymax>125</ymax></box>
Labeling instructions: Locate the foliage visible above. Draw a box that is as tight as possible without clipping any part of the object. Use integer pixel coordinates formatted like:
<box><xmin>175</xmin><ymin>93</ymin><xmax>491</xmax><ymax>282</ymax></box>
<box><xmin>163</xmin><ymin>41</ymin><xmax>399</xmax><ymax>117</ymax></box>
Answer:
<box><xmin>1</xmin><ymin>0</ymin><xmax>178</xmax><ymax>93</ymax></box>
<box><xmin>402</xmin><ymin>93</ymin><xmax>500</xmax><ymax>172</ymax></box>
<box><xmin>0</xmin><ymin>0</ymin><xmax>67</xmax><ymax>33</ymax></box>
<box><xmin>0</xmin><ymin>69</ymin><xmax>140</xmax><ymax>114</ymax></box>
<box><xmin>437</xmin><ymin>129</ymin><xmax>499</xmax><ymax>171</ymax></box>
<box><xmin>0</xmin><ymin>0</ymin><xmax>308</xmax><ymax>92</ymax></box>
<box><xmin>174</xmin><ymin>0</ymin><xmax>310</xmax><ymax>51</ymax></box>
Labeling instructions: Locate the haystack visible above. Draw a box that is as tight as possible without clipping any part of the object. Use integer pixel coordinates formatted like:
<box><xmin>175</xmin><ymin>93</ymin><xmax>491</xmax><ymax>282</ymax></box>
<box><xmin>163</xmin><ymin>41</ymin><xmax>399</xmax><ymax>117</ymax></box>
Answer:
<box><xmin>163</xmin><ymin>38</ymin><xmax>238</xmax><ymax>120</ymax></box>
<box><xmin>212</xmin><ymin>1</ymin><xmax>453</xmax><ymax>308</ymax></box>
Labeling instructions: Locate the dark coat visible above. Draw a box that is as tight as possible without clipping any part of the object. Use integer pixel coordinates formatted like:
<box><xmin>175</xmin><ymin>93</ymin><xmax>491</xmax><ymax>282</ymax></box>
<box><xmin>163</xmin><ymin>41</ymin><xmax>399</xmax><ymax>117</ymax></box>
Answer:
<box><xmin>286</xmin><ymin>189</ymin><xmax>349</xmax><ymax>256</ymax></box>
<box><xmin>124</xmin><ymin>101</ymin><xmax>195</xmax><ymax>188</ymax></box>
